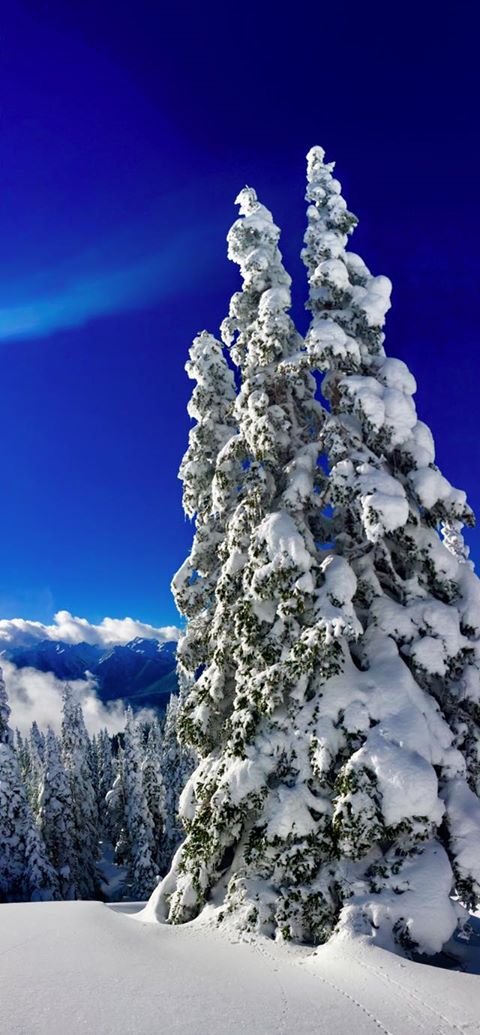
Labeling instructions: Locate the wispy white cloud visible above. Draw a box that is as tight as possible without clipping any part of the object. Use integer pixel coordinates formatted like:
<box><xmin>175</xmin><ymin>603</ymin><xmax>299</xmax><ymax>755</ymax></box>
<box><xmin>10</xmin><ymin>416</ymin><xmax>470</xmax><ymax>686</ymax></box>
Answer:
<box><xmin>0</xmin><ymin>239</ymin><xmax>189</xmax><ymax>342</ymax></box>
<box><xmin>0</xmin><ymin>175</ymin><xmax>222</xmax><ymax>343</ymax></box>
<box><xmin>0</xmin><ymin>609</ymin><xmax>180</xmax><ymax>648</ymax></box>
<box><xmin>2</xmin><ymin>659</ymin><xmax>143</xmax><ymax>737</ymax></box>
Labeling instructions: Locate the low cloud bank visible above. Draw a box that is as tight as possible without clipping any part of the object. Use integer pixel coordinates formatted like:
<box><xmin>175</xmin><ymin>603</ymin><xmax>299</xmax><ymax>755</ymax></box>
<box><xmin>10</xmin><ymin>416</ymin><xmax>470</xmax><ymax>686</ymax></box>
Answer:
<box><xmin>0</xmin><ymin>610</ymin><xmax>180</xmax><ymax>649</ymax></box>
<box><xmin>1</xmin><ymin>659</ymin><xmax>148</xmax><ymax>737</ymax></box>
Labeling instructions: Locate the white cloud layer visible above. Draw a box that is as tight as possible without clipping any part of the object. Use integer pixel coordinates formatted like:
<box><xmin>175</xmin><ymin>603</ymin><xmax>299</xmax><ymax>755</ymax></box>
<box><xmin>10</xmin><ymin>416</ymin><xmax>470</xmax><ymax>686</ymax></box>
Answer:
<box><xmin>1</xmin><ymin>659</ymin><xmax>144</xmax><ymax>737</ymax></box>
<box><xmin>0</xmin><ymin>610</ymin><xmax>180</xmax><ymax>649</ymax></box>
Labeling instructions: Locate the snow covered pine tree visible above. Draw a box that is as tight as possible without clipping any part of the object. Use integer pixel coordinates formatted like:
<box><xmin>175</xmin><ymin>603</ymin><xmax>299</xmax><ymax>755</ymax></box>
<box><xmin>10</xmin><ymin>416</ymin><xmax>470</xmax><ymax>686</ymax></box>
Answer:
<box><xmin>147</xmin><ymin>148</ymin><xmax>480</xmax><ymax>957</ymax></box>
<box><xmin>0</xmin><ymin>672</ymin><xmax>59</xmax><ymax>902</ymax></box>
<box><xmin>38</xmin><ymin>727</ymin><xmax>77</xmax><ymax>899</ymax></box>
<box><xmin>61</xmin><ymin>686</ymin><xmax>100</xmax><ymax>898</ymax></box>
<box><xmin>121</xmin><ymin>709</ymin><xmax>158</xmax><ymax>898</ymax></box>
<box><xmin>158</xmin><ymin>694</ymin><xmax>195</xmax><ymax>873</ymax></box>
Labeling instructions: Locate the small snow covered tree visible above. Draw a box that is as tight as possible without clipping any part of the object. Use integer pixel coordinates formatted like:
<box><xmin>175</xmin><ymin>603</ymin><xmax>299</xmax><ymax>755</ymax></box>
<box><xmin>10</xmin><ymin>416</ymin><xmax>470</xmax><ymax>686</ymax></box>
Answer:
<box><xmin>141</xmin><ymin>718</ymin><xmax>167</xmax><ymax>871</ymax></box>
<box><xmin>38</xmin><ymin>727</ymin><xmax>77</xmax><ymax>899</ymax></box>
<box><xmin>0</xmin><ymin>673</ymin><xmax>59</xmax><ymax>902</ymax></box>
<box><xmin>89</xmin><ymin>732</ymin><xmax>101</xmax><ymax>808</ymax></box>
<box><xmin>30</xmin><ymin>720</ymin><xmax>45</xmax><ymax>761</ymax></box>
<box><xmin>158</xmin><ymin>694</ymin><xmax>195</xmax><ymax>873</ymax></box>
<box><xmin>22</xmin><ymin>812</ymin><xmax>61</xmax><ymax>903</ymax></box>
<box><xmin>23</xmin><ymin>721</ymin><xmax>45</xmax><ymax>818</ymax></box>
<box><xmin>121</xmin><ymin>709</ymin><xmax>158</xmax><ymax>898</ymax></box>
<box><xmin>106</xmin><ymin>744</ymin><xmax>129</xmax><ymax>864</ymax></box>
<box><xmin>61</xmin><ymin>686</ymin><xmax>99</xmax><ymax>898</ymax></box>
<box><xmin>0</xmin><ymin>675</ymin><xmax>11</xmax><ymax>743</ymax></box>
<box><xmin>15</xmin><ymin>728</ymin><xmax>28</xmax><ymax>771</ymax></box>
<box><xmin>96</xmin><ymin>728</ymin><xmax>114</xmax><ymax>832</ymax></box>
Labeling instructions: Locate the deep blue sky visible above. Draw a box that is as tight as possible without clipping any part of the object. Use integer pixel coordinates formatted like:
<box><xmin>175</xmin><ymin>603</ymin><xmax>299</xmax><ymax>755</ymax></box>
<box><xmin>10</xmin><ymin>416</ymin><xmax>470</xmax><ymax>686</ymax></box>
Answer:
<box><xmin>0</xmin><ymin>2</ymin><xmax>478</xmax><ymax>627</ymax></box>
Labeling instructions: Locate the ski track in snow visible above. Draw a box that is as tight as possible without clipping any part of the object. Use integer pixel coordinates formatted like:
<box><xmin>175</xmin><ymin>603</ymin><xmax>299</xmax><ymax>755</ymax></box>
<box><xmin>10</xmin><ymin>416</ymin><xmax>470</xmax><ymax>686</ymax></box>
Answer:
<box><xmin>310</xmin><ymin>949</ymin><xmax>478</xmax><ymax>1035</ymax></box>
<box><xmin>344</xmin><ymin>951</ymin><xmax>475</xmax><ymax>1035</ymax></box>
<box><xmin>311</xmin><ymin>972</ymin><xmax>395</xmax><ymax>1035</ymax></box>
<box><xmin>1</xmin><ymin>901</ymin><xmax>480</xmax><ymax>1035</ymax></box>
<box><xmin>251</xmin><ymin>932</ymin><xmax>395</xmax><ymax>1035</ymax></box>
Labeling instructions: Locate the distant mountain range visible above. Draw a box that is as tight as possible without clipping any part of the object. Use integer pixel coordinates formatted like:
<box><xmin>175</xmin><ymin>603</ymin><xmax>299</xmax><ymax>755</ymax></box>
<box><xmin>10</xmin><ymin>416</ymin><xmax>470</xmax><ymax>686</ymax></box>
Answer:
<box><xmin>0</xmin><ymin>637</ymin><xmax>178</xmax><ymax>711</ymax></box>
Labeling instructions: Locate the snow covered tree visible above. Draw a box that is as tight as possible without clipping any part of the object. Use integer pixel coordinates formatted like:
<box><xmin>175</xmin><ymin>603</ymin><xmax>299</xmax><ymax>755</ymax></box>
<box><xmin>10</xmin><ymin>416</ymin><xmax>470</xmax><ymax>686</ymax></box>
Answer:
<box><xmin>22</xmin><ymin>811</ymin><xmax>61</xmax><ymax>903</ymax></box>
<box><xmin>141</xmin><ymin>718</ymin><xmax>167</xmax><ymax>870</ymax></box>
<box><xmin>158</xmin><ymin>694</ymin><xmax>195</xmax><ymax>873</ymax></box>
<box><xmin>292</xmin><ymin>144</ymin><xmax>480</xmax><ymax>954</ymax></box>
<box><xmin>0</xmin><ymin>672</ymin><xmax>10</xmax><ymax>743</ymax></box>
<box><xmin>106</xmin><ymin>744</ymin><xmax>129</xmax><ymax>864</ymax></box>
<box><xmin>105</xmin><ymin>709</ymin><xmax>161</xmax><ymax>899</ymax></box>
<box><xmin>30</xmin><ymin>720</ymin><xmax>45</xmax><ymax>762</ymax></box>
<box><xmin>96</xmin><ymin>728</ymin><xmax>114</xmax><ymax>831</ymax></box>
<box><xmin>172</xmin><ymin>330</ymin><xmax>237</xmax><ymax>714</ymax></box>
<box><xmin>121</xmin><ymin>709</ymin><xmax>158</xmax><ymax>898</ymax></box>
<box><xmin>15</xmin><ymin>730</ymin><xmax>34</xmax><ymax>805</ymax></box>
<box><xmin>14</xmin><ymin>728</ymin><xmax>27</xmax><ymax>769</ymax></box>
<box><xmin>61</xmin><ymin>686</ymin><xmax>99</xmax><ymax>898</ymax></box>
<box><xmin>38</xmin><ymin>727</ymin><xmax>77</xmax><ymax>899</ymax></box>
<box><xmin>147</xmin><ymin>149</ymin><xmax>480</xmax><ymax>959</ymax></box>
<box><xmin>22</xmin><ymin>721</ymin><xmax>45</xmax><ymax>818</ymax></box>
<box><xmin>89</xmin><ymin>732</ymin><xmax>101</xmax><ymax>808</ymax></box>
<box><xmin>148</xmin><ymin>186</ymin><xmax>327</xmax><ymax>930</ymax></box>
<box><xmin>0</xmin><ymin>673</ymin><xmax>59</xmax><ymax>902</ymax></box>
<box><xmin>158</xmin><ymin>329</ymin><xmax>236</xmax><ymax>877</ymax></box>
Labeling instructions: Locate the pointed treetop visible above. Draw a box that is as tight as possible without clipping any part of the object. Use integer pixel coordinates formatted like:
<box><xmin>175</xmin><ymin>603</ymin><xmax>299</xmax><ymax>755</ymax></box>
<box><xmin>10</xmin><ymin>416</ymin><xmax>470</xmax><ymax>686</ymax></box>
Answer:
<box><xmin>304</xmin><ymin>144</ymin><xmax>358</xmax><ymax>234</ymax></box>
<box><xmin>62</xmin><ymin>682</ymin><xmax>73</xmax><ymax>709</ymax></box>
<box><xmin>234</xmin><ymin>186</ymin><xmax>260</xmax><ymax>216</ymax></box>
<box><xmin>44</xmin><ymin>725</ymin><xmax>59</xmax><ymax>755</ymax></box>
<box><xmin>221</xmin><ymin>186</ymin><xmax>298</xmax><ymax>382</ymax></box>
<box><xmin>0</xmin><ymin>668</ymin><xmax>11</xmax><ymax>746</ymax></box>
<box><xmin>302</xmin><ymin>144</ymin><xmax>393</xmax><ymax>385</ymax></box>
<box><xmin>223</xmin><ymin>185</ymin><xmax>290</xmax><ymax>309</ymax></box>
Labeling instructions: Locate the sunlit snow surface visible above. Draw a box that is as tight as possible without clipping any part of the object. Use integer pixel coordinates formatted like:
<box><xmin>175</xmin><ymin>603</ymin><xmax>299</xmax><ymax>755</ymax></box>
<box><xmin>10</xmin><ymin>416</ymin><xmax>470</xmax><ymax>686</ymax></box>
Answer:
<box><xmin>1</xmin><ymin>901</ymin><xmax>480</xmax><ymax>1034</ymax></box>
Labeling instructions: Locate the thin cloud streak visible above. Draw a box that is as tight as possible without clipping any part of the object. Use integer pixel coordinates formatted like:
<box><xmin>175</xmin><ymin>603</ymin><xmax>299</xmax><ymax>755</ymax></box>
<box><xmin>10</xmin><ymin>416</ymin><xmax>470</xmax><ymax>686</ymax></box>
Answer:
<box><xmin>0</xmin><ymin>230</ymin><xmax>201</xmax><ymax>342</ymax></box>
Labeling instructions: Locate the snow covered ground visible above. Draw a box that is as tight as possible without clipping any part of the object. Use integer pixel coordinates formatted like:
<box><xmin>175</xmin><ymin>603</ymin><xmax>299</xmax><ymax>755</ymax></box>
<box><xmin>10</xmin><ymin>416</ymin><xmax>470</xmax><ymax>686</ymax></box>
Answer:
<box><xmin>1</xmin><ymin>901</ymin><xmax>480</xmax><ymax>1034</ymax></box>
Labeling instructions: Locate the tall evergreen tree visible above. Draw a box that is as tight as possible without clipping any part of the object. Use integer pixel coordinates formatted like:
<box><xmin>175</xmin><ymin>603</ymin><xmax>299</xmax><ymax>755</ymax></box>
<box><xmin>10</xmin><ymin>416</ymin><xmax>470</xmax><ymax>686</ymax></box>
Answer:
<box><xmin>106</xmin><ymin>744</ymin><xmax>129</xmax><ymax>865</ymax></box>
<box><xmin>30</xmin><ymin>720</ymin><xmax>45</xmax><ymax>761</ymax></box>
<box><xmin>141</xmin><ymin>718</ymin><xmax>167</xmax><ymax>871</ymax></box>
<box><xmin>172</xmin><ymin>330</ymin><xmax>237</xmax><ymax>710</ymax></box>
<box><xmin>0</xmin><ymin>673</ymin><xmax>59</xmax><ymax>902</ymax></box>
<box><xmin>96</xmin><ymin>727</ymin><xmax>114</xmax><ymax>833</ymax></box>
<box><xmin>61</xmin><ymin>686</ymin><xmax>99</xmax><ymax>898</ymax></box>
<box><xmin>0</xmin><ymin>672</ymin><xmax>10</xmax><ymax>742</ymax></box>
<box><xmin>148</xmin><ymin>153</ymin><xmax>480</xmax><ymax>957</ymax></box>
<box><xmin>293</xmin><ymin>145</ymin><xmax>480</xmax><ymax>953</ymax></box>
<box><xmin>25</xmin><ymin>721</ymin><xmax>45</xmax><ymax>818</ymax></box>
<box><xmin>158</xmin><ymin>694</ymin><xmax>195</xmax><ymax>874</ymax></box>
<box><xmin>149</xmin><ymin>187</ymin><xmax>327</xmax><ymax>929</ymax></box>
<box><xmin>38</xmin><ymin>727</ymin><xmax>77</xmax><ymax>899</ymax></box>
<box><xmin>14</xmin><ymin>728</ymin><xmax>27</xmax><ymax>769</ymax></box>
<box><xmin>122</xmin><ymin>709</ymin><xmax>158</xmax><ymax>898</ymax></box>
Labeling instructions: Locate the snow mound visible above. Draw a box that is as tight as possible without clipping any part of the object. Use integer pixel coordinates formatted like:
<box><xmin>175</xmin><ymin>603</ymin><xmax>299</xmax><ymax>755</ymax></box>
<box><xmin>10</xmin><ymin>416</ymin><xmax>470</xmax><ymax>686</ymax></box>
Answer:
<box><xmin>1</xmin><ymin>901</ymin><xmax>480</xmax><ymax>1035</ymax></box>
